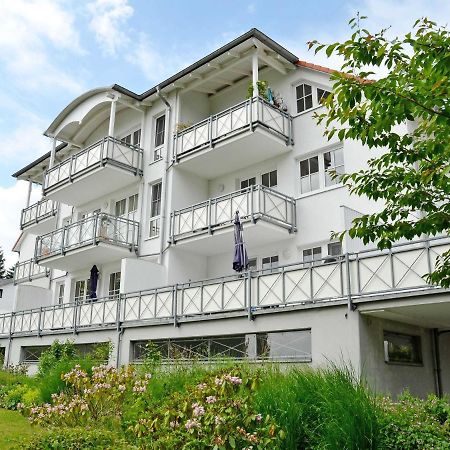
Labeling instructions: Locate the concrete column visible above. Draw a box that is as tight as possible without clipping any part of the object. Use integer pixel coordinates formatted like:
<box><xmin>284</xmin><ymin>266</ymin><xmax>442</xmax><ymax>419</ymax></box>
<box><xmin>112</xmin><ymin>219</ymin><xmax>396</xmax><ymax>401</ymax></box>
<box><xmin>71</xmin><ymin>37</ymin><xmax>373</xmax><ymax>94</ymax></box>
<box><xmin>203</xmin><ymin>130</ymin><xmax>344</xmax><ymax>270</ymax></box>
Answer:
<box><xmin>108</xmin><ymin>100</ymin><xmax>117</xmax><ymax>137</ymax></box>
<box><xmin>252</xmin><ymin>53</ymin><xmax>259</xmax><ymax>97</ymax></box>
<box><xmin>26</xmin><ymin>179</ymin><xmax>32</xmax><ymax>207</ymax></box>
<box><xmin>49</xmin><ymin>137</ymin><xmax>57</xmax><ymax>169</ymax></box>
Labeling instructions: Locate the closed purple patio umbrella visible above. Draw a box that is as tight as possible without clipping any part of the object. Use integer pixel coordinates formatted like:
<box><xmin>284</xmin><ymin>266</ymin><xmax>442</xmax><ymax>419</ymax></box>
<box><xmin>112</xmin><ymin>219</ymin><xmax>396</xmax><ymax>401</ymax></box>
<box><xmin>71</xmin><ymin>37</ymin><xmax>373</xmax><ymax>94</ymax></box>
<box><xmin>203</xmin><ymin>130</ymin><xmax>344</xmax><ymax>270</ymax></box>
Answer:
<box><xmin>233</xmin><ymin>211</ymin><xmax>248</xmax><ymax>272</ymax></box>
<box><xmin>89</xmin><ymin>265</ymin><xmax>99</xmax><ymax>300</ymax></box>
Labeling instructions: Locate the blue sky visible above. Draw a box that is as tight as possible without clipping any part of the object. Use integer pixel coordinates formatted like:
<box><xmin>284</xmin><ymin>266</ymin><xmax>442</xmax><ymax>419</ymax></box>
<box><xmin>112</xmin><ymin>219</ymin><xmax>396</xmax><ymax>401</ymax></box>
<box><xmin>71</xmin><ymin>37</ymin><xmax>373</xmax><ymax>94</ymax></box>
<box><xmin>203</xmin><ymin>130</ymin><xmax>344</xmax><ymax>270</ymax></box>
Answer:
<box><xmin>0</xmin><ymin>0</ymin><xmax>449</xmax><ymax>266</ymax></box>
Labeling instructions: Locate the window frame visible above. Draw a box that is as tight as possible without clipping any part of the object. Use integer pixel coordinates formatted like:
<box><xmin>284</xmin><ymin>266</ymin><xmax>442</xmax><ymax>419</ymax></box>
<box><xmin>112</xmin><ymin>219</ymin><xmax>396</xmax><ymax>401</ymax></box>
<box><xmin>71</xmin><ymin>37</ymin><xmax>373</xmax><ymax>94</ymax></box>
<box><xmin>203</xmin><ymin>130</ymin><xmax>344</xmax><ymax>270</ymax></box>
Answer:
<box><xmin>56</xmin><ymin>283</ymin><xmax>65</xmax><ymax>305</ymax></box>
<box><xmin>120</xmin><ymin>127</ymin><xmax>141</xmax><ymax>147</ymax></box>
<box><xmin>293</xmin><ymin>79</ymin><xmax>333</xmax><ymax>115</ymax></box>
<box><xmin>302</xmin><ymin>246</ymin><xmax>322</xmax><ymax>263</ymax></box>
<box><xmin>73</xmin><ymin>278</ymin><xmax>90</xmax><ymax>303</ymax></box>
<box><xmin>323</xmin><ymin>147</ymin><xmax>345</xmax><ymax>187</ymax></box>
<box><xmin>154</xmin><ymin>114</ymin><xmax>166</xmax><ymax>161</ymax></box>
<box><xmin>295</xmin><ymin>83</ymin><xmax>313</xmax><ymax>113</ymax></box>
<box><xmin>108</xmin><ymin>272</ymin><xmax>121</xmax><ymax>299</ymax></box>
<box><xmin>149</xmin><ymin>181</ymin><xmax>162</xmax><ymax>238</ymax></box>
<box><xmin>383</xmin><ymin>331</ymin><xmax>423</xmax><ymax>366</ymax></box>
<box><xmin>261</xmin><ymin>170</ymin><xmax>277</xmax><ymax>188</ymax></box>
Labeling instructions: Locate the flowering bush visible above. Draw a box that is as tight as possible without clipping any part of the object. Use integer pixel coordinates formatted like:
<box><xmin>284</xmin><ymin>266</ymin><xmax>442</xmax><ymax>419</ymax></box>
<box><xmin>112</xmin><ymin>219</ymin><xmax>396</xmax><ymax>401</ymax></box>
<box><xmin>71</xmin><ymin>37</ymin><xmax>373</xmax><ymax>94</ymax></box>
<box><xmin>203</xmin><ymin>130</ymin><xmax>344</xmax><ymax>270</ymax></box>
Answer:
<box><xmin>28</xmin><ymin>364</ymin><xmax>152</xmax><ymax>429</ymax></box>
<box><xmin>129</xmin><ymin>368</ymin><xmax>284</xmax><ymax>449</ymax></box>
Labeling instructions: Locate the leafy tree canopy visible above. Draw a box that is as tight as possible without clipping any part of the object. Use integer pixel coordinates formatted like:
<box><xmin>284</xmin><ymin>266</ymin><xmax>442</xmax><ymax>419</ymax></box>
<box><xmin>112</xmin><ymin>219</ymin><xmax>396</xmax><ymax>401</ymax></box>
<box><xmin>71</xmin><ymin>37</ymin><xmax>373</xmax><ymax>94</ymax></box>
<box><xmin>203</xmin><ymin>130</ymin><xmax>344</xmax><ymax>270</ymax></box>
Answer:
<box><xmin>309</xmin><ymin>16</ymin><xmax>450</xmax><ymax>286</ymax></box>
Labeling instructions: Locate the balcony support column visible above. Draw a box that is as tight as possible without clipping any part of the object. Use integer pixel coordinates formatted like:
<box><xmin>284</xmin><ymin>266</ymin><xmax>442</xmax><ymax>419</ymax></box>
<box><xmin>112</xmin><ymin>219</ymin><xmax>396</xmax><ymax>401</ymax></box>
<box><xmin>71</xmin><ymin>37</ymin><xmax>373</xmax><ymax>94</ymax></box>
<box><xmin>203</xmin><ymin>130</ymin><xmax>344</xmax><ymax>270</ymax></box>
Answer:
<box><xmin>25</xmin><ymin>179</ymin><xmax>32</xmax><ymax>208</ymax></box>
<box><xmin>49</xmin><ymin>137</ymin><xmax>57</xmax><ymax>169</ymax></box>
<box><xmin>108</xmin><ymin>99</ymin><xmax>117</xmax><ymax>138</ymax></box>
<box><xmin>252</xmin><ymin>53</ymin><xmax>259</xmax><ymax>98</ymax></box>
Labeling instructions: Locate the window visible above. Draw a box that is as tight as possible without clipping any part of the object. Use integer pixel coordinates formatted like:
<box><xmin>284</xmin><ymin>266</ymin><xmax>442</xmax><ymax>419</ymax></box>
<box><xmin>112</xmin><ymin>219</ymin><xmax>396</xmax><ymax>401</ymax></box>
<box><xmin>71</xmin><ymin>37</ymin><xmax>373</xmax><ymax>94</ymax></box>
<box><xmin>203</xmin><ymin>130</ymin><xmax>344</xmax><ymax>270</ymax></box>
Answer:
<box><xmin>257</xmin><ymin>330</ymin><xmax>312</xmax><ymax>361</ymax></box>
<box><xmin>74</xmin><ymin>279</ymin><xmax>90</xmax><ymax>303</ymax></box>
<box><xmin>155</xmin><ymin>115</ymin><xmax>165</xmax><ymax>149</ymax></box>
<box><xmin>128</xmin><ymin>194</ymin><xmax>138</xmax><ymax>213</ymax></box>
<box><xmin>240</xmin><ymin>177</ymin><xmax>256</xmax><ymax>189</ymax></box>
<box><xmin>303</xmin><ymin>247</ymin><xmax>322</xmax><ymax>263</ymax></box>
<box><xmin>296</xmin><ymin>83</ymin><xmax>313</xmax><ymax>113</ymax></box>
<box><xmin>317</xmin><ymin>88</ymin><xmax>331</xmax><ymax>103</ymax></box>
<box><xmin>262</xmin><ymin>255</ymin><xmax>279</xmax><ymax>271</ymax></box>
<box><xmin>122</xmin><ymin>134</ymin><xmax>131</xmax><ymax>144</ymax></box>
<box><xmin>299</xmin><ymin>156</ymin><xmax>319</xmax><ymax>193</ymax></box>
<box><xmin>261</xmin><ymin>170</ymin><xmax>277</xmax><ymax>188</ymax></box>
<box><xmin>149</xmin><ymin>182</ymin><xmax>162</xmax><ymax>237</ymax></box>
<box><xmin>122</xmin><ymin>129</ymin><xmax>141</xmax><ymax>146</ymax></box>
<box><xmin>248</xmin><ymin>258</ymin><xmax>257</xmax><ymax>271</ymax></box>
<box><xmin>327</xmin><ymin>242</ymin><xmax>342</xmax><ymax>257</ymax></box>
<box><xmin>57</xmin><ymin>283</ymin><xmax>65</xmax><ymax>305</ymax></box>
<box><xmin>384</xmin><ymin>332</ymin><xmax>422</xmax><ymax>365</ymax></box>
<box><xmin>115</xmin><ymin>198</ymin><xmax>126</xmax><ymax>217</ymax></box>
<box><xmin>109</xmin><ymin>272</ymin><xmax>121</xmax><ymax>299</ymax></box>
<box><xmin>324</xmin><ymin>147</ymin><xmax>344</xmax><ymax>186</ymax></box>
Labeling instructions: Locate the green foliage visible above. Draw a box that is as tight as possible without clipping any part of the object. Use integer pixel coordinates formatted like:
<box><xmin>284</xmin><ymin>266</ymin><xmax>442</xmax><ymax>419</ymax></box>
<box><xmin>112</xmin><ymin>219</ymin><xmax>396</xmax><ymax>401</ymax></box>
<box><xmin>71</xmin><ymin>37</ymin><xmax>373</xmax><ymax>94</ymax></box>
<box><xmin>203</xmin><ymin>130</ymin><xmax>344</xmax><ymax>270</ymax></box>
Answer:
<box><xmin>377</xmin><ymin>391</ymin><xmax>450</xmax><ymax>449</ymax></box>
<box><xmin>309</xmin><ymin>16</ymin><xmax>450</xmax><ymax>287</ymax></box>
<box><xmin>37</xmin><ymin>340</ymin><xmax>77</xmax><ymax>377</ymax></box>
<box><xmin>247</xmin><ymin>80</ymin><xmax>269</xmax><ymax>101</ymax></box>
<box><xmin>89</xmin><ymin>341</ymin><xmax>113</xmax><ymax>363</ymax></box>
<box><xmin>18</xmin><ymin>427</ymin><xmax>132</xmax><ymax>450</ymax></box>
<box><xmin>254</xmin><ymin>365</ymin><xmax>379</xmax><ymax>449</ymax></box>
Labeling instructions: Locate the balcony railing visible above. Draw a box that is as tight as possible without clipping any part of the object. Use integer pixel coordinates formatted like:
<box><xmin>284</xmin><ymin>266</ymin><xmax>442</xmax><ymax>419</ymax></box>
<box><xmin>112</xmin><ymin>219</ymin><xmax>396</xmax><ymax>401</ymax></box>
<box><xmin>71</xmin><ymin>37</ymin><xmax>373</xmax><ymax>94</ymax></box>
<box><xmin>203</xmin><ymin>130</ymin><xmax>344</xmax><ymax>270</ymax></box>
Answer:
<box><xmin>173</xmin><ymin>96</ymin><xmax>293</xmax><ymax>160</ymax></box>
<box><xmin>21</xmin><ymin>198</ymin><xmax>57</xmax><ymax>230</ymax></box>
<box><xmin>2</xmin><ymin>237</ymin><xmax>448</xmax><ymax>337</ymax></box>
<box><xmin>35</xmin><ymin>213</ymin><xmax>139</xmax><ymax>261</ymax></box>
<box><xmin>170</xmin><ymin>185</ymin><xmax>297</xmax><ymax>242</ymax></box>
<box><xmin>43</xmin><ymin>136</ymin><xmax>143</xmax><ymax>193</ymax></box>
<box><xmin>13</xmin><ymin>259</ymin><xmax>49</xmax><ymax>284</ymax></box>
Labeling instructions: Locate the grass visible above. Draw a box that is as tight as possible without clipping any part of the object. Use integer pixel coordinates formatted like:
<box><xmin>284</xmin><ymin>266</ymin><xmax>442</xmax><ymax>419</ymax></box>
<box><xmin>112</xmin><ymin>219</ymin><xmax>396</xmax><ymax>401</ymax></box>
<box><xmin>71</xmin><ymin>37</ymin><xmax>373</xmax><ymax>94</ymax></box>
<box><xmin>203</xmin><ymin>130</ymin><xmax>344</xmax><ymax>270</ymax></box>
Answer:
<box><xmin>0</xmin><ymin>408</ymin><xmax>41</xmax><ymax>449</ymax></box>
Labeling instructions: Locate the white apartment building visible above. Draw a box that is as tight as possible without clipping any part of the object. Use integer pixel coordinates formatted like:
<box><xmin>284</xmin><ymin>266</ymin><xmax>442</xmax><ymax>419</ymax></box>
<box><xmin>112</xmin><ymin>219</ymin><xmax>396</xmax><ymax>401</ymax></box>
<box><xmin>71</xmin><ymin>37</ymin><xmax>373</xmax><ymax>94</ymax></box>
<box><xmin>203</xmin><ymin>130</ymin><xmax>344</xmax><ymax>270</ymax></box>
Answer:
<box><xmin>2</xmin><ymin>29</ymin><xmax>449</xmax><ymax>396</ymax></box>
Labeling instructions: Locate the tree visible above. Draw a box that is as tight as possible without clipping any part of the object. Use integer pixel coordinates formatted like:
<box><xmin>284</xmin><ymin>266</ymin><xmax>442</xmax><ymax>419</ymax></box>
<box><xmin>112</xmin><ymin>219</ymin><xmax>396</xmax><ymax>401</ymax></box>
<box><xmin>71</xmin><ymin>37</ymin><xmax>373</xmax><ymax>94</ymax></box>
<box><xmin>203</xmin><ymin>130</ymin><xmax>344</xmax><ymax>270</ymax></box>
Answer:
<box><xmin>0</xmin><ymin>248</ymin><xmax>5</xmax><ymax>279</ymax></box>
<box><xmin>5</xmin><ymin>266</ymin><xmax>15</xmax><ymax>279</ymax></box>
<box><xmin>309</xmin><ymin>16</ymin><xmax>450</xmax><ymax>287</ymax></box>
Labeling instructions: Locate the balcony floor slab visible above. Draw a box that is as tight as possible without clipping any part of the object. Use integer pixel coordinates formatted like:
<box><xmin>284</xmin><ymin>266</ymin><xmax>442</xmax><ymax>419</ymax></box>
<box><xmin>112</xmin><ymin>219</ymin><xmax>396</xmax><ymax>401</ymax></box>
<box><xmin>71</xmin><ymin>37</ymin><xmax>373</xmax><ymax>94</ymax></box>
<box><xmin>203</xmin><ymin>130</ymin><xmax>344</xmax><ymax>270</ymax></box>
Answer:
<box><xmin>45</xmin><ymin>165</ymin><xmax>140</xmax><ymax>207</ymax></box>
<box><xmin>37</xmin><ymin>242</ymin><xmax>136</xmax><ymax>272</ymax></box>
<box><xmin>171</xmin><ymin>220</ymin><xmax>294</xmax><ymax>256</ymax></box>
<box><xmin>22</xmin><ymin>216</ymin><xmax>57</xmax><ymax>236</ymax></box>
<box><xmin>176</xmin><ymin>127</ymin><xmax>291</xmax><ymax>179</ymax></box>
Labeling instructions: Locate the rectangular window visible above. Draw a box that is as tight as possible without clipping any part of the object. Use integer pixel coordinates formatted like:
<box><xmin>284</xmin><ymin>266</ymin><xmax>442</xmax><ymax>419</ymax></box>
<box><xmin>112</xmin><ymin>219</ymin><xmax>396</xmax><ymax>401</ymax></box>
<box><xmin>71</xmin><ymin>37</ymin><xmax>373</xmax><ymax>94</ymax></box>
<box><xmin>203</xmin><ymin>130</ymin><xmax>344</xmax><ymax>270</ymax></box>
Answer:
<box><xmin>384</xmin><ymin>332</ymin><xmax>422</xmax><ymax>365</ymax></box>
<box><xmin>240</xmin><ymin>177</ymin><xmax>256</xmax><ymax>189</ymax></box>
<box><xmin>109</xmin><ymin>272</ymin><xmax>121</xmax><ymax>299</ymax></box>
<box><xmin>149</xmin><ymin>182</ymin><xmax>162</xmax><ymax>237</ymax></box>
<box><xmin>317</xmin><ymin>88</ymin><xmax>331</xmax><ymax>103</ymax></box>
<box><xmin>57</xmin><ymin>283</ymin><xmax>65</xmax><ymax>305</ymax></box>
<box><xmin>122</xmin><ymin>134</ymin><xmax>131</xmax><ymax>144</ymax></box>
<box><xmin>262</xmin><ymin>255</ymin><xmax>279</xmax><ymax>271</ymax></box>
<box><xmin>74</xmin><ymin>279</ymin><xmax>90</xmax><ymax>303</ymax></box>
<box><xmin>299</xmin><ymin>156</ymin><xmax>319</xmax><ymax>193</ymax></box>
<box><xmin>296</xmin><ymin>83</ymin><xmax>313</xmax><ymax>113</ymax></box>
<box><xmin>128</xmin><ymin>194</ymin><xmax>138</xmax><ymax>213</ymax></box>
<box><xmin>257</xmin><ymin>330</ymin><xmax>312</xmax><ymax>361</ymax></box>
<box><xmin>324</xmin><ymin>147</ymin><xmax>344</xmax><ymax>186</ymax></box>
<box><xmin>327</xmin><ymin>242</ymin><xmax>342</xmax><ymax>257</ymax></box>
<box><xmin>303</xmin><ymin>247</ymin><xmax>322</xmax><ymax>263</ymax></box>
<box><xmin>115</xmin><ymin>198</ymin><xmax>126</xmax><ymax>217</ymax></box>
<box><xmin>261</xmin><ymin>170</ymin><xmax>277</xmax><ymax>188</ymax></box>
<box><xmin>133</xmin><ymin>129</ymin><xmax>141</xmax><ymax>146</ymax></box>
<box><xmin>155</xmin><ymin>115</ymin><xmax>165</xmax><ymax>148</ymax></box>
<box><xmin>248</xmin><ymin>258</ymin><xmax>257</xmax><ymax>271</ymax></box>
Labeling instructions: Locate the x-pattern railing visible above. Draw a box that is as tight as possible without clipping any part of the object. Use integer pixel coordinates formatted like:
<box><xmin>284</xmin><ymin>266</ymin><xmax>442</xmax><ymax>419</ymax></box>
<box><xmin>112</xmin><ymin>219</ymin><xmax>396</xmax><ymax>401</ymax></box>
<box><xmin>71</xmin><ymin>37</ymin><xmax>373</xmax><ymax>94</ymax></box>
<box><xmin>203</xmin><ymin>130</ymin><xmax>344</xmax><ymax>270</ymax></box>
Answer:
<box><xmin>3</xmin><ymin>237</ymin><xmax>449</xmax><ymax>337</ymax></box>
<box><xmin>43</xmin><ymin>136</ymin><xmax>143</xmax><ymax>193</ymax></box>
<box><xmin>35</xmin><ymin>213</ymin><xmax>139</xmax><ymax>261</ymax></box>
<box><xmin>170</xmin><ymin>184</ymin><xmax>296</xmax><ymax>242</ymax></box>
<box><xmin>21</xmin><ymin>198</ymin><xmax>57</xmax><ymax>230</ymax></box>
<box><xmin>14</xmin><ymin>259</ymin><xmax>49</xmax><ymax>284</ymax></box>
<box><xmin>173</xmin><ymin>96</ymin><xmax>293</xmax><ymax>159</ymax></box>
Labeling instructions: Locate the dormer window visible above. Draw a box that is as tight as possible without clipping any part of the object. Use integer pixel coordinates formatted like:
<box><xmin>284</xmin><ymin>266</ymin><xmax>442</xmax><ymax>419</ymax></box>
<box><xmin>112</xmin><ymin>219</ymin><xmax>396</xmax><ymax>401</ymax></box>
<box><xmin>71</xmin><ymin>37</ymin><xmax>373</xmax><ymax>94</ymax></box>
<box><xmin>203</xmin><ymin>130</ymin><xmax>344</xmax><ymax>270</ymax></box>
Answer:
<box><xmin>317</xmin><ymin>88</ymin><xmax>331</xmax><ymax>104</ymax></box>
<box><xmin>295</xmin><ymin>83</ymin><xmax>313</xmax><ymax>113</ymax></box>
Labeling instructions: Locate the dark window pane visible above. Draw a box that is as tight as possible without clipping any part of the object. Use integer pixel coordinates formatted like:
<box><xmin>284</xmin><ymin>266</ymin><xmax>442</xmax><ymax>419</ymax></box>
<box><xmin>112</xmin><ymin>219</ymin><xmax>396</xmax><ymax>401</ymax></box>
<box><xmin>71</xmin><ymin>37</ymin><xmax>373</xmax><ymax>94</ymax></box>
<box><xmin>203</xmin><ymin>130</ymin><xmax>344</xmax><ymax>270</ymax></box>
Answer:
<box><xmin>155</xmin><ymin>115</ymin><xmax>165</xmax><ymax>147</ymax></box>
<box><xmin>296</xmin><ymin>85</ymin><xmax>304</xmax><ymax>99</ymax></box>
<box><xmin>270</xmin><ymin>170</ymin><xmax>277</xmax><ymax>187</ymax></box>
<box><xmin>304</xmin><ymin>84</ymin><xmax>312</xmax><ymax>95</ymax></box>
<box><xmin>297</xmin><ymin>100</ymin><xmax>304</xmax><ymax>113</ymax></box>
<box><xmin>309</xmin><ymin>156</ymin><xmax>319</xmax><ymax>174</ymax></box>
<box><xmin>261</xmin><ymin>173</ymin><xmax>269</xmax><ymax>187</ymax></box>
<box><xmin>323</xmin><ymin>152</ymin><xmax>332</xmax><ymax>169</ymax></box>
<box><xmin>305</xmin><ymin>95</ymin><xmax>313</xmax><ymax>110</ymax></box>
<box><xmin>300</xmin><ymin>159</ymin><xmax>309</xmax><ymax>176</ymax></box>
<box><xmin>384</xmin><ymin>332</ymin><xmax>422</xmax><ymax>364</ymax></box>
<box><xmin>133</xmin><ymin>129</ymin><xmax>141</xmax><ymax>146</ymax></box>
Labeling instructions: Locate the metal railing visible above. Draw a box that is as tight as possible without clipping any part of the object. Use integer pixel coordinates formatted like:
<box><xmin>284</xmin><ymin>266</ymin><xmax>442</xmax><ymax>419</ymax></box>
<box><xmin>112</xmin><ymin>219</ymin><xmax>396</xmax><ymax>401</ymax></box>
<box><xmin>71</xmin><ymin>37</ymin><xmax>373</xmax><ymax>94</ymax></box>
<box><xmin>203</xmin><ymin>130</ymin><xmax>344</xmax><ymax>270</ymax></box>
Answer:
<box><xmin>35</xmin><ymin>213</ymin><xmax>139</xmax><ymax>261</ymax></box>
<box><xmin>20</xmin><ymin>198</ymin><xmax>57</xmax><ymax>230</ymax></box>
<box><xmin>173</xmin><ymin>96</ymin><xmax>293</xmax><ymax>159</ymax></box>
<box><xmin>170</xmin><ymin>185</ymin><xmax>297</xmax><ymax>242</ymax></box>
<box><xmin>1</xmin><ymin>237</ymin><xmax>448</xmax><ymax>337</ymax></box>
<box><xmin>13</xmin><ymin>259</ymin><xmax>49</xmax><ymax>285</ymax></box>
<box><xmin>43</xmin><ymin>136</ymin><xmax>143</xmax><ymax>193</ymax></box>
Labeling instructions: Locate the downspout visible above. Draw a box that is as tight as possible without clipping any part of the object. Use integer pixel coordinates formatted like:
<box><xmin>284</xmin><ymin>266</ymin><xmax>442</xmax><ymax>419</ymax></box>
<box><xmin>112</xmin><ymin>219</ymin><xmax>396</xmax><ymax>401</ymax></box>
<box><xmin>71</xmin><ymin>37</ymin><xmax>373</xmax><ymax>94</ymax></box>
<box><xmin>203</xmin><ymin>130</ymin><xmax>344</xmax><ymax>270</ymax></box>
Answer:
<box><xmin>156</xmin><ymin>86</ymin><xmax>172</xmax><ymax>266</ymax></box>
<box><xmin>115</xmin><ymin>328</ymin><xmax>124</xmax><ymax>369</ymax></box>
<box><xmin>431</xmin><ymin>328</ymin><xmax>442</xmax><ymax>397</ymax></box>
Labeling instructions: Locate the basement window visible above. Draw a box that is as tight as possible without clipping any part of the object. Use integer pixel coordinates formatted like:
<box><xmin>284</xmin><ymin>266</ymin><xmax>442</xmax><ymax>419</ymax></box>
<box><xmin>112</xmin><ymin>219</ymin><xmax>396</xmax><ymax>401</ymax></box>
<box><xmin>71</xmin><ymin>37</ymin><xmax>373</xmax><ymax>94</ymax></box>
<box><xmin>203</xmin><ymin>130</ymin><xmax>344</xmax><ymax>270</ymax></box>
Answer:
<box><xmin>383</xmin><ymin>331</ymin><xmax>423</xmax><ymax>365</ymax></box>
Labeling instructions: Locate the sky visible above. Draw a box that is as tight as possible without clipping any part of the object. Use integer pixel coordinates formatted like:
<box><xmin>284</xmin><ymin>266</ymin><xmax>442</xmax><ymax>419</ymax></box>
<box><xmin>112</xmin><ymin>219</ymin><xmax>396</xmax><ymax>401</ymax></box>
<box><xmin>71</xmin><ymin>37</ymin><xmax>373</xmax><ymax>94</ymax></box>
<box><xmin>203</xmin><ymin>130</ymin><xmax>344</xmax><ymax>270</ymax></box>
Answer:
<box><xmin>0</xmin><ymin>0</ymin><xmax>449</xmax><ymax>268</ymax></box>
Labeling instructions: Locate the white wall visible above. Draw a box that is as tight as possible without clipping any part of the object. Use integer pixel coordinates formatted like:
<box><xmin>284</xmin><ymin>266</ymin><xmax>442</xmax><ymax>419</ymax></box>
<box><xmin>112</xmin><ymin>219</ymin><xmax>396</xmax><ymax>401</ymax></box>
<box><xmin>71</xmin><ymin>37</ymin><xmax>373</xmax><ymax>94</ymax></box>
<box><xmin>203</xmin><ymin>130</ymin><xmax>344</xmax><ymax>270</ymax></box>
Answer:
<box><xmin>0</xmin><ymin>281</ymin><xmax>16</xmax><ymax>313</ymax></box>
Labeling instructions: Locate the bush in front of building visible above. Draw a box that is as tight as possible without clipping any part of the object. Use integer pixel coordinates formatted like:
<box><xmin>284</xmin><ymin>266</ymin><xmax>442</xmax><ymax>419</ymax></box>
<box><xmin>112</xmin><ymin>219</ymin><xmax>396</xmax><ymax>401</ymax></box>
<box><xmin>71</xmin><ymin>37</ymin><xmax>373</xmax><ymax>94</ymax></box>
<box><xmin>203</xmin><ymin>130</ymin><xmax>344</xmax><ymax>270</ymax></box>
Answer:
<box><xmin>377</xmin><ymin>391</ymin><xmax>450</xmax><ymax>449</ymax></box>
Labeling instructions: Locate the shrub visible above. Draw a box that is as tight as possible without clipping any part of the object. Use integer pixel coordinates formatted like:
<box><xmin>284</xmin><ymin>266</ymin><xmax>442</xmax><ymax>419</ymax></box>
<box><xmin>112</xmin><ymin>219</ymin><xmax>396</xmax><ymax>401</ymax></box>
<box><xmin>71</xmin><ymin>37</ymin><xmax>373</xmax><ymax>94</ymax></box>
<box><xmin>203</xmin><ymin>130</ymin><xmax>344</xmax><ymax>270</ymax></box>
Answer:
<box><xmin>18</xmin><ymin>427</ymin><xmax>133</xmax><ymax>450</ymax></box>
<box><xmin>254</xmin><ymin>365</ymin><xmax>379</xmax><ymax>450</ymax></box>
<box><xmin>37</xmin><ymin>340</ymin><xmax>77</xmax><ymax>377</ymax></box>
<box><xmin>129</xmin><ymin>367</ymin><xmax>283</xmax><ymax>449</ymax></box>
<box><xmin>377</xmin><ymin>391</ymin><xmax>450</xmax><ymax>449</ymax></box>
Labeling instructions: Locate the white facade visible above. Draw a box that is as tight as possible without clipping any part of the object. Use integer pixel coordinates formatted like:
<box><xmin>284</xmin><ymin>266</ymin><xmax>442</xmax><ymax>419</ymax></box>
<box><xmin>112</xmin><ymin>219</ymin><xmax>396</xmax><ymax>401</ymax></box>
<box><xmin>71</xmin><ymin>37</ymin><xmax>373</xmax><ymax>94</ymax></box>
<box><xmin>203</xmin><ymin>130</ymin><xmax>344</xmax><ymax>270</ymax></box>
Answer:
<box><xmin>3</xmin><ymin>29</ymin><xmax>449</xmax><ymax>397</ymax></box>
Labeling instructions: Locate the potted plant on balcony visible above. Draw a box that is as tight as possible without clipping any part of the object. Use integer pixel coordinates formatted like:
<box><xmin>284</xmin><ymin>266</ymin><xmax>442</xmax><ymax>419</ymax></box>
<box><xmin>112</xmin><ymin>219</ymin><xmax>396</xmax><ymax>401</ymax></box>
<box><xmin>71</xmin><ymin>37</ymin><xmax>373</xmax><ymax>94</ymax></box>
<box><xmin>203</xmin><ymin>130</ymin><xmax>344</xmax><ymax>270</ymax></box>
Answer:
<box><xmin>247</xmin><ymin>80</ymin><xmax>269</xmax><ymax>101</ymax></box>
<box><xmin>99</xmin><ymin>215</ymin><xmax>112</xmax><ymax>241</ymax></box>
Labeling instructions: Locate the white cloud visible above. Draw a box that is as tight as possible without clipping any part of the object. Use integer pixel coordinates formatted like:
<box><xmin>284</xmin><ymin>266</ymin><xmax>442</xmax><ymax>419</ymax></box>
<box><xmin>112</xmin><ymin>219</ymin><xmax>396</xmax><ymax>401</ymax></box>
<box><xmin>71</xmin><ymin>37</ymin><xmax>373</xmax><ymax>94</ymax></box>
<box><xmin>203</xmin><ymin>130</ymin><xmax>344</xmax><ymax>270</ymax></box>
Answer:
<box><xmin>87</xmin><ymin>0</ymin><xmax>134</xmax><ymax>56</ymax></box>
<box><xmin>0</xmin><ymin>182</ymin><xmax>41</xmax><ymax>269</ymax></box>
<box><xmin>0</xmin><ymin>0</ymin><xmax>85</xmax><ymax>94</ymax></box>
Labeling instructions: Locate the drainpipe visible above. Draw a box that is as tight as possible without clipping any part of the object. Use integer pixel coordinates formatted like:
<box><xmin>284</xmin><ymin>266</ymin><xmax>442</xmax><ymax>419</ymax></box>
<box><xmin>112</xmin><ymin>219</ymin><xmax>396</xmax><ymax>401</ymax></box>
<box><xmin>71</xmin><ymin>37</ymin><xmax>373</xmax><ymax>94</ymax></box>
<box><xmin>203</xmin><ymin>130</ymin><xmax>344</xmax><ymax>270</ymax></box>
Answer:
<box><xmin>156</xmin><ymin>86</ymin><xmax>172</xmax><ymax>266</ymax></box>
<box><xmin>433</xmin><ymin>329</ymin><xmax>450</xmax><ymax>397</ymax></box>
<box><xmin>115</xmin><ymin>328</ymin><xmax>124</xmax><ymax>368</ymax></box>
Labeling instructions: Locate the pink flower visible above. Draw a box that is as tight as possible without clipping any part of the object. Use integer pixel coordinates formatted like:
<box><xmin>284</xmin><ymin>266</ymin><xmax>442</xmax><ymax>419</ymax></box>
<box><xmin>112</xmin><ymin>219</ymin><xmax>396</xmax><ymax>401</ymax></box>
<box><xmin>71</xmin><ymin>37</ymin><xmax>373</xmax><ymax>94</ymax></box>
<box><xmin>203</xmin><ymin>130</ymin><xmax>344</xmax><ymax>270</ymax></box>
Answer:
<box><xmin>255</xmin><ymin>413</ymin><xmax>262</xmax><ymax>423</ymax></box>
<box><xmin>206</xmin><ymin>396</ymin><xmax>217</xmax><ymax>404</ymax></box>
<box><xmin>197</xmin><ymin>383</ymin><xmax>207</xmax><ymax>391</ymax></box>
<box><xmin>185</xmin><ymin>419</ymin><xmax>200</xmax><ymax>430</ymax></box>
<box><xmin>192</xmin><ymin>403</ymin><xmax>205</xmax><ymax>417</ymax></box>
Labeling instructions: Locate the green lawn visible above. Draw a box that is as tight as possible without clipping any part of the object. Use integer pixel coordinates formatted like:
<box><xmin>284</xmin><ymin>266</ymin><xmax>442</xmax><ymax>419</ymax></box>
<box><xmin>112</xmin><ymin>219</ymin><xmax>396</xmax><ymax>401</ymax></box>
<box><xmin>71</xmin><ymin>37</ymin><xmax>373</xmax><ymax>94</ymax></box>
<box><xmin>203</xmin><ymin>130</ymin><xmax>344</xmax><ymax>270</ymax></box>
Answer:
<box><xmin>0</xmin><ymin>409</ymin><xmax>41</xmax><ymax>449</ymax></box>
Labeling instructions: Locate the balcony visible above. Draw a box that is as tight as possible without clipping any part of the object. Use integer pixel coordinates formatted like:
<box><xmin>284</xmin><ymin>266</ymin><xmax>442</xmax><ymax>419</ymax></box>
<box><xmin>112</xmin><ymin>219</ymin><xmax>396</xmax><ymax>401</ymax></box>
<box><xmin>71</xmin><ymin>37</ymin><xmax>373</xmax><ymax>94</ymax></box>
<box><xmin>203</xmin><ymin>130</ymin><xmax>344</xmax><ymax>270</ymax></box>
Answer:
<box><xmin>35</xmin><ymin>213</ymin><xmax>139</xmax><ymax>272</ymax></box>
<box><xmin>173</xmin><ymin>97</ymin><xmax>293</xmax><ymax>178</ymax></box>
<box><xmin>20</xmin><ymin>198</ymin><xmax>57</xmax><ymax>234</ymax></box>
<box><xmin>43</xmin><ymin>137</ymin><xmax>143</xmax><ymax>207</ymax></box>
<box><xmin>169</xmin><ymin>185</ymin><xmax>297</xmax><ymax>255</ymax></box>
<box><xmin>14</xmin><ymin>259</ymin><xmax>49</xmax><ymax>285</ymax></box>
